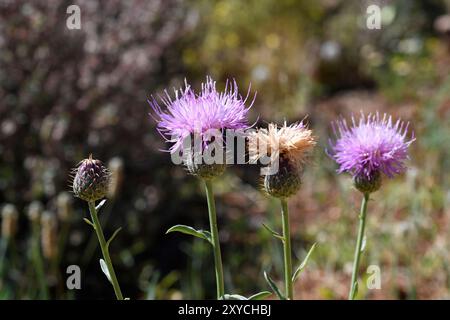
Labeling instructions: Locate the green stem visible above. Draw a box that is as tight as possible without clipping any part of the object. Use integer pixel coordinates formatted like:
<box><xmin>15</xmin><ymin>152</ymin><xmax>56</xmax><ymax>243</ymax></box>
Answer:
<box><xmin>349</xmin><ymin>192</ymin><xmax>370</xmax><ymax>300</ymax></box>
<box><xmin>88</xmin><ymin>201</ymin><xmax>124</xmax><ymax>300</ymax></box>
<box><xmin>82</xmin><ymin>198</ymin><xmax>115</xmax><ymax>265</ymax></box>
<box><xmin>281</xmin><ymin>199</ymin><xmax>293</xmax><ymax>300</ymax></box>
<box><xmin>204</xmin><ymin>180</ymin><xmax>225</xmax><ymax>299</ymax></box>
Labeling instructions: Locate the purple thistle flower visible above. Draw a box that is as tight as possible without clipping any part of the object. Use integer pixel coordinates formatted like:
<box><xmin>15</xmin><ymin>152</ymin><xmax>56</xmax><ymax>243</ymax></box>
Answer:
<box><xmin>329</xmin><ymin>112</ymin><xmax>415</xmax><ymax>181</ymax></box>
<box><xmin>149</xmin><ymin>76</ymin><xmax>254</xmax><ymax>153</ymax></box>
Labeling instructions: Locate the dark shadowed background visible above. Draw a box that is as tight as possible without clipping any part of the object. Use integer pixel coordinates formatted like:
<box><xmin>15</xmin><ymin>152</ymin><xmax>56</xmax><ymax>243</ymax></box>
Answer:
<box><xmin>0</xmin><ymin>0</ymin><xmax>449</xmax><ymax>299</ymax></box>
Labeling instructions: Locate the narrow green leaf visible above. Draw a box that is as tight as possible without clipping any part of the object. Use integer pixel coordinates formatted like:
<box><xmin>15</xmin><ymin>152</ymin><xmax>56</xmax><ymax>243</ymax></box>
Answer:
<box><xmin>83</xmin><ymin>218</ymin><xmax>95</xmax><ymax>228</ymax></box>
<box><xmin>166</xmin><ymin>225</ymin><xmax>212</xmax><ymax>244</ymax></box>
<box><xmin>361</xmin><ymin>235</ymin><xmax>366</xmax><ymax>252</ymax></box>
<box><xmin>262</xmin><ymin>223</ymin><xmax>284</xmax><ymax>242</ymax></box>
<box><xmin>292</xmin><ymin>243</ymin><xmax>317</xmax><ymax>282</ymax></box>
<box><xmin>220</xmin><ymin>294</ymin><xmax>248</xmax><ymax>300</ymax></box>
<box><xmin>99</xmin><ymin>259</ymin><xmax>111</xmax><ymax>283</ymax></box>
<box><xmin>106</xmin><ymin>227</ymin><xmax>122</xmax><ymax>249</ymax></box>
<box><xmin>263</xmin><ymin>271</ymin><xmax>285</xmax><ymax>300</ymax></box>
<box><xmin>95</xmin><ymin>199</ymin><xmax>107</xmax><ymax>212</ymax></box>
<box><xmin>248</xmin><ymin>291</ymin><xmax>272</xmax><ymax>300</ymax></box>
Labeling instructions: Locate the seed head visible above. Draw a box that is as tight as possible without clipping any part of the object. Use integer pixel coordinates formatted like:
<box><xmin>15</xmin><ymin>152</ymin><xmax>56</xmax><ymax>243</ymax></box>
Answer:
<box><xmin>72</xmin><ymin>155</ymin><xmax>110</xmax><ymax>202</ymax></box>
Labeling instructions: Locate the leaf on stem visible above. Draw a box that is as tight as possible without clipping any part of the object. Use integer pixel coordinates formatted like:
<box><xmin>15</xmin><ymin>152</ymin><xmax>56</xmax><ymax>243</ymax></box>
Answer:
<box><xmin>292</xmin><ymin>243</ymin><xmax>317</xmax><ymax>283</ymax></box>
<box><xmin>99</xmin><ymin>259</ymin><xmax>112</xmax><ymax>283</ymax></box>
<box><xmin>106</xmin><ymin>227</ymin><xmax>122</xmax><ymax>249</ymax></box>
<box><xmin>262</xmin><ymin>223</ymin><xmax>284</xmax><ymax>242</ymax></box>
<box><xmin>83</xmin><ymin>218</ymin><xmax>95</xmax><ymax>228</ymax></box>
<box><xmin>95</xmin><ymin>199</ymin><xmax>107</xmax><ymax>212</ymax></box>
<box><xmin>263</xmin><ymin>271</ymin><xmax>286</xmax><ymax>300</ymax></box>
<box><xmin>220</xmin><ymin>294</ymin><xmax>248</xmax><ymax>300</ymax></box>
<box><xmin>166</xmin><ymin>225</ymin><xmax>212</xmax><ymax>245</ymax></box>
<box><xmin>248</xmin><ymin>291</ymin><xmax>272</xmax><ymax>300</ymax></box>
<box><xmin>361</xmin><ymin>236</ymin><xmax>366</xmax><ymax>252</ymax></box>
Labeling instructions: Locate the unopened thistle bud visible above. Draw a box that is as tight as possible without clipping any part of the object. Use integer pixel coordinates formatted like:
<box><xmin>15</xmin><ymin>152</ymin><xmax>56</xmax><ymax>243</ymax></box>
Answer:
<box><xmin>248</xmin><ymin>122</ymin><xmax>316</xmax><ymax>199</ymax></box>
<box><xmin>41</xmin><ymin>211</ymin><xmax>58</xmax><ymax>260</ymax></box>
<box><xmin>56</xmin><ymin>192</ymin><xmax>73</xmax><ymax>222</ymax></box>
<box><xmin>353</xmin><ymin>171</ymin><xmax>382</xmax><ymax>194</ymax></box>
<box><xmin>1</xmin><ymin>204</ymin><xmax>19</xmax><ymax>240</ymax></box>
<box><xmin>72</xmin><ymin>155</ymin><xmax>111</xmax><ymax>202</ymax></box>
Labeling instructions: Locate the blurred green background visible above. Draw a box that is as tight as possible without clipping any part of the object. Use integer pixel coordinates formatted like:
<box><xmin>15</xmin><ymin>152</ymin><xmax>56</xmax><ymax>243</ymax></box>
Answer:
<box><xmin>0</xmin><ymin>0</ymin><xmax>449</xmax><ymax>299</ymax></box>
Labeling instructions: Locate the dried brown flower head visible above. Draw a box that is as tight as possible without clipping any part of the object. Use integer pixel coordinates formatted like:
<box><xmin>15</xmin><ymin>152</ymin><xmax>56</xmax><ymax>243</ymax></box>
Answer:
<box><xmin>248</xmin><ymin>121</ymin><xmax>316</xmax><ymax>198</ymax></box>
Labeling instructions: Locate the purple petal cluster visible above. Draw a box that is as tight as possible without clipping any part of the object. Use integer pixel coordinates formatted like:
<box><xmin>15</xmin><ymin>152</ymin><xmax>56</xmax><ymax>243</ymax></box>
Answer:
<box><xmin>149</xmin><ymin>76</ymin><xmax>254</xmax><ymax>153</ymax></box>
<box><xmin>329</xmin><ymin>112</ymin><xmax>415</xmax><ymax>179</ymax></box>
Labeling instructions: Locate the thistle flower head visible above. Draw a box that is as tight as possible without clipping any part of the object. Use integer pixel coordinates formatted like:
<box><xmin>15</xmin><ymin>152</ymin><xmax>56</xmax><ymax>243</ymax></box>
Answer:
<box><xmin>149</xmin><ymin>76</ymin><xmax>254</xmax><ymax>179</ymax></box>
<box><xmin>329</xmin><ymin>112</ymin><xmax>415</xmax><ymax>192</ymax></box>
<box><xmin>72</xmin><ymin>155</ymin><xmax>110</xmax><ymax>202</ymax></box>
<box><xmin>248</xmin><ymin>121</ymin><xmax>316</xmax><ymax>198</ymax></box>
<box><xmin>149</xmin><ymin>76</ymin><xmax>254</xmax><ymax>153</ymax></box>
